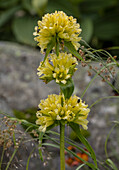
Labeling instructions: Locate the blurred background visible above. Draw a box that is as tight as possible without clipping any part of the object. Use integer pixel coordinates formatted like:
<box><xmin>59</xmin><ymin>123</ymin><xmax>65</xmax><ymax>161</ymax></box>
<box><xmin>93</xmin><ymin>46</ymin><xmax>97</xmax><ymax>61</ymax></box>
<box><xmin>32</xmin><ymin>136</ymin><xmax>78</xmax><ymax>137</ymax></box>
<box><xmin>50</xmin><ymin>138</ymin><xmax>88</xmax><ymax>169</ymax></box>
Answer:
<box><xmin>0</xmin><ymin>0</ymin><xmax>119</xmax><ymax>50</ymax></box>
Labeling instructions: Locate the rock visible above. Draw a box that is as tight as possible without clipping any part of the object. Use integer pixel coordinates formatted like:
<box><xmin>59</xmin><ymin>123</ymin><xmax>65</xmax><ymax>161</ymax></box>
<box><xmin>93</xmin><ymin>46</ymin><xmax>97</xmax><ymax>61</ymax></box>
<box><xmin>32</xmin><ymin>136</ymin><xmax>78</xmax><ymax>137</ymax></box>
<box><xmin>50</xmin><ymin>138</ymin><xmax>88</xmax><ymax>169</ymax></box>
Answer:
<box><xmin>0</xmin><ymin>41</ymin><xmax>59</xmax><ymax>110</ymax></box>
<box><xmin>0</xmin><ymin>96</ymin><xmax>14</xmax><ymax>117</ymax></box>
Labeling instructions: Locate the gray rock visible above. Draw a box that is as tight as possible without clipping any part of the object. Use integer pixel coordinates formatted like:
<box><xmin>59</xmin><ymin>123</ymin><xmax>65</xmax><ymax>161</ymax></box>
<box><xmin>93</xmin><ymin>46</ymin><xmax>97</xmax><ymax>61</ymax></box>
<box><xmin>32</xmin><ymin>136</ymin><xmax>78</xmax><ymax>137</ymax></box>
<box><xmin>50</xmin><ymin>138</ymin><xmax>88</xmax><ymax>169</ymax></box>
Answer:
<box><xmin>0</xmin><ymin>41</ymin><xmax>59</xmax><ymax>110</ymax></box>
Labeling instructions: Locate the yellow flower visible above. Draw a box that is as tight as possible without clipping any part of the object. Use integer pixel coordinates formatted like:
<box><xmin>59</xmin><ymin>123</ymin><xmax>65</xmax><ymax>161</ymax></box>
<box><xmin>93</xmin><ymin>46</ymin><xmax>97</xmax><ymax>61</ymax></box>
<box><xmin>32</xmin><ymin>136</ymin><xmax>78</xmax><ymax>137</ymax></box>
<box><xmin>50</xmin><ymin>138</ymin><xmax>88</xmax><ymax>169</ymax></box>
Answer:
<box><xmin>36</xmin><ymin>94</ymin><xmax>90</xmax><ymax>132</ymax></box>
<box><xmin>37</xmin><ymin>52</ymin><xmax>78</xmax><ymax>84</ymax></box>
<box><xmin>33</xmin><ymin>11</ymin><xmax>82</xmax><ymax>53</ymax></box>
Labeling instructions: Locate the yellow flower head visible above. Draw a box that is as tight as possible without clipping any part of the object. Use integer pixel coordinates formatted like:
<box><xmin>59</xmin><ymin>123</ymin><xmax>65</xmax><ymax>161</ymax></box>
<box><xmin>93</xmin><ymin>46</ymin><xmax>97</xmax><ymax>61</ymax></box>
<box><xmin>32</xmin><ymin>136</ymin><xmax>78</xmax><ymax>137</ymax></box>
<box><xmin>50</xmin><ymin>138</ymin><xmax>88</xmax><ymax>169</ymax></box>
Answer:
<box><xmin>37</xmin><ymin>52</ymin><xmax>78</xmax><ymax>84</ymax></box>
<box><xmin>33</xmin><ymin>11</ymin><xmax>82</xmax><ymax>53</ymax></box>
<box><xmin>36</xmin><ymin>94</ymin><xmax>90</xmax><ymax>132</ymax></box>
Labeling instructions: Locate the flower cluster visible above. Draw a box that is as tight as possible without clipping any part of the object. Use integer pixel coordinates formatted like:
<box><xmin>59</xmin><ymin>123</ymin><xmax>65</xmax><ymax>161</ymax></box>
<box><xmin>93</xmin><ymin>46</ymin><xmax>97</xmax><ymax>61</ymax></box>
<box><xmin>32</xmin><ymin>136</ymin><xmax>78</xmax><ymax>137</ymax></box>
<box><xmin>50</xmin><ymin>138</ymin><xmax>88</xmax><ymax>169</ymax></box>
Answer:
<box><xmin>34</xmin><ymin>11</ymin><xmax>90</xmax><ymax>134</ymax></box>
<box><xmin>33</xmin><ymin>11</ymin><xmax>82</xmax><ymax>53</ymax></box>
<box><xmin>36</xmin><ymin>94</ymin><xmax>90</xmax><ymax>132</ymax></box>
<box><xmin>37</xmin><ymin>52</ymin><xmax>78</xmax><ymax>84</ymax></box>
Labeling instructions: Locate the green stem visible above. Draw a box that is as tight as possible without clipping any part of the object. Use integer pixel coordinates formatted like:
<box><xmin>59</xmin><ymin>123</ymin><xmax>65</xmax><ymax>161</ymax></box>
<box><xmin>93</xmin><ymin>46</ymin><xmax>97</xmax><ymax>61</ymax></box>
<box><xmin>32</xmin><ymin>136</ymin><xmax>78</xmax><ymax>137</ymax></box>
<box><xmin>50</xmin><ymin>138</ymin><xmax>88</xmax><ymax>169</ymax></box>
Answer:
<box><xmin>105</xmin><ymin>124</ymin><xmax>117</xmax><ymax>158</ymax></box>
<box><xmin>55</xmin><ymin>36</ymin><xmax>59</xmax><ymax>56</ymax></box>
<box><xmin>26</xmin><ymin>147</ymin><xmax>36</xmax><ymax>170</ymax></box>
<box><xmin>0</xmin><ymin>141</ymin><xmax>6</xmax><ymax>169</ymax></box>
<box><xmin>5</xmin><ymin>148</ymin><xmax>17</xmax><ymax>170</ymax></box>
<box><xmin>60</xmin><ymin>123</ymin><xmax>65</xmax><ymax>170</ymax></box>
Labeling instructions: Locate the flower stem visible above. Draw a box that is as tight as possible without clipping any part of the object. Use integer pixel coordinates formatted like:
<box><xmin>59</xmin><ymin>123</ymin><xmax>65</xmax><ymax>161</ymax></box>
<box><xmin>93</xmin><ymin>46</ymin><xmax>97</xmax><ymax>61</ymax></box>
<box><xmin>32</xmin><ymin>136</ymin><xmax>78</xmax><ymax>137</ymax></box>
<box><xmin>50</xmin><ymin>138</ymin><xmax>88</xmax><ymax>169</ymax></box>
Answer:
<box><xmin>60</xmin><ymin>122</ymin><xmax>65</xmax><ymax>170</ymax></box>
<box><xmin>55</xmin><ymin>36</ymin><xmax>59</xmax><ymax>56</ymax></box>
<box><xmin>0</xmin><ymin>141</ymin><xmax>6</xmax><ymax>169</ymax></box>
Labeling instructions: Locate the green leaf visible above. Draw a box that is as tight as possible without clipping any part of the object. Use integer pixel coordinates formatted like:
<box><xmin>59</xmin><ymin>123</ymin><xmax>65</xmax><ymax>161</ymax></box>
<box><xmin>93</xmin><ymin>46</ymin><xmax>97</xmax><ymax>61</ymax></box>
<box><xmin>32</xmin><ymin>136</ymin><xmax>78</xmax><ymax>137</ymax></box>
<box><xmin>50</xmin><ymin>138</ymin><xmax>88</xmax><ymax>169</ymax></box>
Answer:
<box><xmin>55</xmin><ymin>36</ymin><xmax>59</xmax><ymax>56</ymax></box>
<box><xmin>64</xmin><ymin>41</ymin><xmax>83</xmax><ymax>61</ymax></box>
<box><xmin>105</xmin><ymin>124</ymin><xmax>117</xmax><ymax>158</ymax></box>
<box><xmin>68</xmin><ymin>0</ymin><xmax>84</xmax><ymax>5</ymax></box>
<box><xmin>12</xmin><ymin>15</ymin><xmax>38</xmax><ymax>46</ymax></box>
<box><xmin>47</xmin><ymin>130</ymin><xmax>91</xmax><ymax>157</ymax></box>
<box><xmin>42</xmin><ymin>143</ymin><xmax>60</xmax><ymax>149</ymax></box>
<box><xmin>38</xmin><ymin>132</ymin><xmax>44</xmax><ymax>161</ymax></box>
<box><xmin>46</xmin><ymin>0</ymin><xmax>79</xmax><ymax>18</ymax></box>
<box><xmin>95</xmin><ymin>21</ymin><xmax>119</xmax><ymax>40</ymax></box>
<box><xmin>26</xmin><ymin>148</ymin><xmax>36</xmax><ymax>170</ymax></box>
<box><xmin>76</xmin><ymin>164</ymin><xmax>85</xmax><ymax>170</ymax></box>
<box><xmin>81</xmin><ymin>18</ymin><xmax>93</xmax><ymax>43</ymax></box>
<box><xmin>46</xmin><ymin>123</ymin><xmax>56</xmax><ymax>131</ymax></box>
<box><xmin>44</xmin><ymin>132</ymin><xmax>96</xmax><ymax>169</ymax></box>
<box><xmin>22</xmin><ymin>0</ymin><xmax>33</xmax><ymax>12</ymax></box>
<box><xmin>60</xmin><ymin>78</ymin><xmax>74</xmax><ymax>99</ymax></box>
<box><xmin>19</xmin><ymin>119</ymin><xmax>38</xmax><ymax>128</ymax></box>
<box><xmin>32</xmin><ymin>0</ymin><xmax>48</xmax><ymax>16</ymax></box>
<box><xmin>106</xmin><ymin>159</ymin><xmax>118</xmax><ymax>170</ymax></box>
<box><xmin>90</xmin><ymin>96</ymin><xmax>119</xmax><ymax>109</ymax></box>
<box><xmin>69</xmin><ymin>122</ymin><xmax>98</xmax><ymax>168</ymax></box>
<box><xmin>0</xmin><ymin>0</ymin><xmax>19</xmax><ymax>9</ymax></box>
<box><xmin>42</xmin><ymin>37</ymin><xmax>56</xmax><ymax>64</ymax></box>
<box><xmin>94</xmin><ymin>12</ymin><xmax>119</xmax><ymax>40</ymax></box>
<box><xmin>65</xmin><ymin>146</ymin><xmax>97</xmax><ymax>169</ymax></box>
<box><xmin>32</xmin><ymin>0</ymin><xmax>47</xmax><ymax>8</ymax></box>
<box><xmin>12</xmin><ymin>132</ymin><xmax>16</xmax><ymax>145</ymax></box>
<box><xmin>106</xmin><ymin>46</ymin><xmax>119</xmax><ymax>50</ymax></box>
<box><xmin>80</xmin><ymin>0</ymin><xmax>117</xmax><ymax>12</ymax></box>
<box><xmin>0</xmin><ymin>6</ymin><xmax>21</xmax><ymax>27</ymax></box>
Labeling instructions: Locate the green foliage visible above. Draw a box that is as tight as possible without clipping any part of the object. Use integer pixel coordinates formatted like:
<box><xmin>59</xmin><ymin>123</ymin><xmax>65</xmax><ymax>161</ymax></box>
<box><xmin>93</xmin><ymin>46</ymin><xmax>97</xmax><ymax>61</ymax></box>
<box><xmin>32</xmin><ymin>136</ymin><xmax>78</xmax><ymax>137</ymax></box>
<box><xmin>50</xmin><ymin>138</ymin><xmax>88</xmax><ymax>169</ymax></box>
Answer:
<box><xmin>22</xmin><ymin>0</ymin><xmax>33</xmax><ymax>12</ymax></box>
<box><xmin>0</xmin><ymin>0</ymin><xmax>19</xmax><ymax>8</ymax></box>
<box><xmin>44</xmin><ymin>131</ymin><xmax>97</xmax><ymax>169</ymax></box>
<box><xmin>42</xmin><ymin>37</ymin><xmax>56</xmax><ymax>64</ymax></box>
<box><xmin>14</xmin><ymin>107</ymin><xmax>37</xmax><ymax>124</ymax></box>
<box><xmin>64</xmin><ymin>41</ymin><xmax>82</xmax><ymax>60</ymax></box>
<box><xmin>80</xmin><ymin>18</ymin><xmax>93</xmax><ymax>43</ymax></box>
<box><xmin>60</xmin><ymin>78</ymin><xmax>74</xmax><ymax>99</ymax></box>
<box><xmin>46</xmin><ymin>0</ymin><xmax>79</xmax><ymax>17</ymax></box>
<box><xmin>0</xmin><ymin>6</ymin><xmax>21</xmax><ymax>27</ymax></box>
<box><xmin>106</xmin><ymin>159</ymin><xmax>118</xmax><ymax>170</ymax></box>
<box><xmin>32</xmin><ymin>0</ymin><xmax>48</xmax><ymax>16</ymax></box>
<box><xmin>12</xmin><ymin>15</ymin><xmax>37</xmax><ymax>46</ymax></box>
<box><xmin>0</xmin><ymin>1</ymin><xmax>119</xmax><ymax>168</ymax></box>
<box><xmin>94</xmin><ymin>12</ymin><xmax>119</xmax><ymax>40</ymax></box>
<box><xmin>26</xmin><ymin>148</ymin><xmax>36</xmax><ymax>170</ymax></box>
<box><xmin>79</xmin><ymin>0</ymin><xmax>117</xmax><ymax>12</ymax></box>
<box><xmin>69</xmin><ymin>122</ymin><xmax>98</xmax><ymax>168</ymax></box>
<box><xmin>69</xmin><ymin>129</ymin><xmax>90</xmax><ymax>142</ymax></box>
<box><xmin>0</xmin><ymin>0</ymin><xmax>119</xmax><ymax>48</ymax></box>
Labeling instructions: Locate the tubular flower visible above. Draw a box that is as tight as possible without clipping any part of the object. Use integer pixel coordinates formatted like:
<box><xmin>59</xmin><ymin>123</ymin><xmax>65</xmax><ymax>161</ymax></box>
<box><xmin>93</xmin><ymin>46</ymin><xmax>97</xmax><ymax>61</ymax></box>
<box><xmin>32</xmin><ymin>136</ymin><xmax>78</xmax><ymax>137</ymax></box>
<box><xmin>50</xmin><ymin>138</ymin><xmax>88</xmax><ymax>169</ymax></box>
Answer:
<box><xmin>33</xmin><ymin>11</ymin><xmax>82</xmax><ymax>53</ymax></box>
<box><xmin>37</xmin><ymin>52</ymin><xmax>78</xmax><ymax>84</ymax></box>
<box><xmin>36</xmin><ymin>94</ymin><xmax>90</xmax><ymax>132</ymax></box>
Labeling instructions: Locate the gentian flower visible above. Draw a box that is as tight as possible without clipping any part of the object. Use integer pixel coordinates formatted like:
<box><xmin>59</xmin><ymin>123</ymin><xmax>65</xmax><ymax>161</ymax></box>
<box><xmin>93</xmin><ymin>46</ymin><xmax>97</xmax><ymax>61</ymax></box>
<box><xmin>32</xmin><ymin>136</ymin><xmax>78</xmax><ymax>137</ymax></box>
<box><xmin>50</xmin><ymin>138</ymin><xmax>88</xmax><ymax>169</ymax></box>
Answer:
<box><xmin>37</xmin><ymin>52</ymin><xmax>78</xmax><ymax>84</ymax></box>
<box><xmin>36</xmin><ymin>94</ymin><xmax>90</xmax><ymax>132</ymax></box>
<box><xmin>33</xmin><ymin>11</ymin><xmax>82</xmax><ymax>53</ymax></box>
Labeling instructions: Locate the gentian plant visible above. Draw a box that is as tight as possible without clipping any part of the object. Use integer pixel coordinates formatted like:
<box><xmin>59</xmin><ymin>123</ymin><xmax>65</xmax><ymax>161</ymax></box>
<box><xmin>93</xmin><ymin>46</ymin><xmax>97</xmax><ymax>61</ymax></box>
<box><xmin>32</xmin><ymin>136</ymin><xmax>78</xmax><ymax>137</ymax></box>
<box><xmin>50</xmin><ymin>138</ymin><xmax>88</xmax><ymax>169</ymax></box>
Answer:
<box><xmin>33</xmin><ymin>11</ymin><xmax>98</xmax><ymax>170</ymax></box>
<box><xmin>0</xmin><ymin>10</ymin><xmax>119</xmax><ymax>170</ymax></box>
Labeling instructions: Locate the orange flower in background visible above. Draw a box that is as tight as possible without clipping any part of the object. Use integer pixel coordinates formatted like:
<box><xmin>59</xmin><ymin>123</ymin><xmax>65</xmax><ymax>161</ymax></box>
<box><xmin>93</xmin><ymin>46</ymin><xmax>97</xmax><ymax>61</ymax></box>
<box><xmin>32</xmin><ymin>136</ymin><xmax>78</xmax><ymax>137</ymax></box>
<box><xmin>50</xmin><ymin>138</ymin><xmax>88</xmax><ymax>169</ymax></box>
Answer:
<box><xmin>65</xmin><ymin>146</ymin><xmax>89</xmax><ymax>167</ymax></box>
<box><xmin>74</xmin><ymin>152</ymin><xmax>83</xmax><ymax>163</ymax></box>
<box><xmin>71</xmin><ymin>160</ymin><xmax>79</xmax><ymax>166</ymax></box>
<box><xmin>65</xmin><ymin>157</ymin><xmax>74</xmax><ymax>166</ymax></box>
<box><xmin>74</xmin><ymin>152</ymin><xmax>89</xmax><ymax>163</ymax></box>
<box><xmin>81</xmin><ymin>153</ymin><xmax>88</xmax><ymax>162</ymax></box>
<box><xmin>67</xmin><ymin>146</ymin><xmax>76</xmax><ymax>152</ymax></box>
